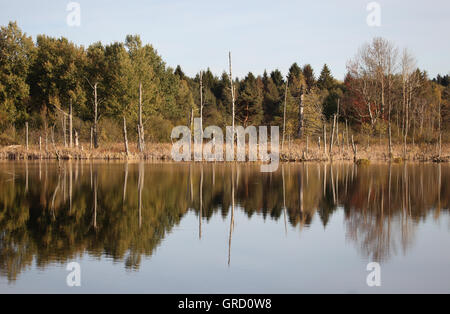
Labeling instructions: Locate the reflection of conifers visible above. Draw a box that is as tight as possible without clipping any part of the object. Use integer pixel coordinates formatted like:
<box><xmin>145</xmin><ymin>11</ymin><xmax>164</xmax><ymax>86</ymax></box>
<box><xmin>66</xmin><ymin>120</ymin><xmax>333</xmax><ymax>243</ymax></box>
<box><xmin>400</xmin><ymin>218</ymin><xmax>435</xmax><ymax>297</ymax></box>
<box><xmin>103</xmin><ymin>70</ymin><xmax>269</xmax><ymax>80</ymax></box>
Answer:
<box><xmin>0</xmin><ymin>162</ymin><xmax>449</xmax><ymax>281</ymax></box>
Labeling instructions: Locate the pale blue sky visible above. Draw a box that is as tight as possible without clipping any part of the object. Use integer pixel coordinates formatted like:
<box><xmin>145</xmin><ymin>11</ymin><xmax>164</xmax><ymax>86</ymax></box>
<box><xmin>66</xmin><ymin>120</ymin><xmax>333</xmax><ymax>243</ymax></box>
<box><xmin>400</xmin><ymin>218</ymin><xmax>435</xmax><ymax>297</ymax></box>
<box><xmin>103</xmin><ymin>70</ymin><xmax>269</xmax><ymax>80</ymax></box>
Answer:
<box><xmin>1</xmin><ymin>0</ymin><xmax>449</xmax><ymax>80</ymax></box>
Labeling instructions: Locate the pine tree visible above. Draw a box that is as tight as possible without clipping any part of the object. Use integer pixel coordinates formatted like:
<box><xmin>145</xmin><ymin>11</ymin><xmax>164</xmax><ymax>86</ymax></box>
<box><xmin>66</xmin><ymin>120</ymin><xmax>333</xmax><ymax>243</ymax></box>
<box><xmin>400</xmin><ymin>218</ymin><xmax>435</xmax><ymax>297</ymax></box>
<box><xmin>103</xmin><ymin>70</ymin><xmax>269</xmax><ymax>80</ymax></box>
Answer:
<box><xmin>236</xmin><ymin>72</ymin><xmax>263</xmax><ymax>127</ymax></box>
<box><xmin>262</xmin><ymin>71</ymin><xmax>281</xmax><ymax>124</ymax></box>
<box><xmin>317</xmin><ymin>64</ymin><xmax>335</xmax><ymax>90</ymax></box>
<box><xmin>302</xmin><ymin>64</ymin><xmax>316</xmax><ymax>92</ymax></box>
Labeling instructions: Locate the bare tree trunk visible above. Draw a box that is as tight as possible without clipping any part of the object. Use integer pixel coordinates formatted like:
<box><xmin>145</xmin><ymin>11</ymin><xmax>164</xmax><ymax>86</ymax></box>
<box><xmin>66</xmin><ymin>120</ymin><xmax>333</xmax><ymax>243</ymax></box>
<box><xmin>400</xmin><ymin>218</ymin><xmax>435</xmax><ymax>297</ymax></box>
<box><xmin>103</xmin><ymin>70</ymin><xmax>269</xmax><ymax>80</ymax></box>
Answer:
<box><xmin>388</xmin><ymin>106</ymin><xmax>392</xmax><ymax>159</ymax></box>
<box><xmin>329</xmin><ymin>115</ymin><xmax>337</xmax><ymax>159</ymax></box>
<box><xmin>137</xmin><ymin>125</ymin><xmax>141</xmax><ymax>152</ymax></box>
<box><xmin>45</xmin><ymin>125</ymin><xmax>48</xmax><ymax>152</ymax></box>
<box><xmin>282</xmin><ymin>79</ymin><xmax>289</xmax><ymax>151</ymax></box>
<box><xmin>438</xmin><ymin>98</ymin><xmax>442</xmax><ymax>159</ymax></box>
<box><xmin>93</xmin><ymin>83</ymin><xmax>99</xmax><ymax>149</ymax></box>
<box><xmin>74</xmin><ymin>130</ymin><xmax>79</xmax><ymax>148</ymax></box>
<box><xmin>229</xmin><ymin>52</ymin><xmax>235</xmax><ymax>138</ymax></box>
<box><xmin>351</xmin><ymin>135</ymin><xmax>358</xmax><ymax>162</ymax></box>
<box><xmin>123</xmin><ymin>116</ymin><xmax>129</xmax><ymax>157</ymax></box>
<box><xmin>403</xmin><ymin>90</ymin><xmax>409</xmax><ymax>159</ymax></box>
<box><xmin>62</xmin><ymin>114</ymin><xmax>67</xmax><ymax>147</ymax></box>
<box><xmin>25</xmin><ymin>121</ymin><xmax>29</xmax><ymax>151</ymax></box>
<box><xmin>190</xmin><ymin>107</ymin><xmax>194</xmax><ymax>158</ymax></box>
<box><xmin>138</xmin><ymin>82</ymin><xmax>145</xmax><ymax>152</ymax></box>
<box><xmin>200</xmin><ymin>72</ymin><xmax>203</xmax><ymax>138</ymax></box>
<box><xmin>297</xmin><ymin>92</ymin><xmax>304</xmax><ymax>138</ymax></box>
<box><xmin>336</xmin><ymin>99</ymin><xmax>340</xmax><ymax>147</ymax></box>
<box><xmin>69</xmin><ymin>99</ymin><xmax>73</xmax><ymax>148</ymax></box>
<box><xmin>323</xmin><ymin>124</ymin><xmax>327</xmax><ymax>156</ymax></box>
<box><xmin>90</xmin><ymin>127</ymin><xmax>93</xmax><ymax>150</ymax></box>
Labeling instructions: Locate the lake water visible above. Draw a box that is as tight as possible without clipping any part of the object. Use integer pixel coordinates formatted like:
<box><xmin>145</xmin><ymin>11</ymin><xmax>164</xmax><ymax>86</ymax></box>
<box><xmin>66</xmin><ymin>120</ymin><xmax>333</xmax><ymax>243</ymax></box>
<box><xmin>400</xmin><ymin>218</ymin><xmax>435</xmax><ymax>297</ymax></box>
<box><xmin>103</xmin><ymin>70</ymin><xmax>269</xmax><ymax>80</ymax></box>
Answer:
<box><xmin>0</xmin><ymin>161</ymin><xmax>449</xmax><ymax>293</ymax></box>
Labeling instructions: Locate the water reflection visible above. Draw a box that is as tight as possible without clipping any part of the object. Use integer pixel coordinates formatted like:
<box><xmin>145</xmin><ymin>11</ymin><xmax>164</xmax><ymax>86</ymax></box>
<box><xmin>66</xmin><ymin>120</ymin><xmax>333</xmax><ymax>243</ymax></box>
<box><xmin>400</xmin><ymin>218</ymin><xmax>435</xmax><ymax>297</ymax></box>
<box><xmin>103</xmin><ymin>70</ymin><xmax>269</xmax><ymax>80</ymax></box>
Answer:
<box><xmin>0</xmin><ymin>161</ymin><xmax>448</xmax><ymax>282</ymax></box>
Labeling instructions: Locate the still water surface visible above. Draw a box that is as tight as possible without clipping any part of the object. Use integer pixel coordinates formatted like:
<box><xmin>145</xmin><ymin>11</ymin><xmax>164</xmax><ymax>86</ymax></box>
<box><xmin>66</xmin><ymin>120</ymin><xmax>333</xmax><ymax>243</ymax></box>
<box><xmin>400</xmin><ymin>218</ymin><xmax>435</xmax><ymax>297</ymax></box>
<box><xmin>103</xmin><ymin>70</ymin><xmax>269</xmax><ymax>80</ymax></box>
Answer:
<box><xmin>0</xmin><ymin>161</ymin><xmax>449</xmax><ymax>293</ymax></box>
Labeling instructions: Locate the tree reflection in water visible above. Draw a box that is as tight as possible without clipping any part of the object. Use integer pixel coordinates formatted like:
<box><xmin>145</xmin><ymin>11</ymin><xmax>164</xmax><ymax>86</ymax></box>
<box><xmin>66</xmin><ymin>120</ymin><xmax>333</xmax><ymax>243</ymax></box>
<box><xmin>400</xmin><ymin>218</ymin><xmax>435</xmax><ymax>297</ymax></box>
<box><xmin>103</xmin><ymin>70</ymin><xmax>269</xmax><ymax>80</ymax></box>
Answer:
<box><xmin>0</xmin><ymin>161</ymin><xmax>448</xmax><ymax>282</ymax></box>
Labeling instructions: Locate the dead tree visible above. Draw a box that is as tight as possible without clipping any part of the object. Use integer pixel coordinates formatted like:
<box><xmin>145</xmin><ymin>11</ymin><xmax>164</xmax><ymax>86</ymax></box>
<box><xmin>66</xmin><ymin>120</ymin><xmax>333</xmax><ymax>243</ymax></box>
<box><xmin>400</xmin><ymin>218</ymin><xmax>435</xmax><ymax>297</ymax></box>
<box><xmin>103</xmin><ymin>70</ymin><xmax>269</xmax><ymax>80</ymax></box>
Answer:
<box><xmin>346</xmin><ymin>119</ymin><xmax>350</xmax><ymax>151</ymax></box>
<box><xmin>199</xmin><ymin>71</ymin><xmax>204</xmax><ymax>138</ymax></box>
<box><xmin>69</xmin><ymin>99</ymin><xmax>73</xmax><ymax>148</ymax></box>
<box><xmin>25</xmin><ymin>122</ymin><xmax>29</xmax><ymax>151</ymax></box>
<box><xmin>282</xmin><ymin>79</ymin><xmax>289</xmax><ymax>151</ymax></box>
<box><xmin>438</xmin><ymin>97</ymin><xmax>442</xmax><ymax>159</ymax></box>
<box><xmin>138</xmin><ymin>82</ymin><xmax>145</xmax><ymax>152</ymax></box>
<box><xmin>93</xmin><ymin>83</ymin><xmax>99</xmax><ymax>148</ymax></box>
<box><xmin>351</xmin><ymin>135</ymin><xmax>358</xmax><ymax>162</ymax></box>
<box><xmin>62</xmin><ymin>114</ymin><xmax>67</xmax><ymax>147</ymax></box>
<box><xmin>74</xmin><ymin>130</ymin><xmax>79</xmax><ymax>148</ymax></box>
<box><xmin>336</xmin><ymin>99</ymin><xmax>340</xmax><ymax>147</ymax></box>
<box><xmin>329</xmin><ymin>115</ymin><xmax>337</xmax><ymax>159</ymax></box>
<box><xmin>229</xmin><ymin>52</ymin><xmax>236</xmax><ymax>137</ymax></box>
<box><xmin>297</xmin><ymin>88</ymin><xmax>304</xmax><ymax>138</ymax></box>
<box><xmin>123</xmin><ymin>116</ymin><xmax>129</xmax><ymax>157</ymax></box>
<box><xmin>90</xmin><ymin>127</ymin><xmax>93</xmax><ymax>150</ymax></box>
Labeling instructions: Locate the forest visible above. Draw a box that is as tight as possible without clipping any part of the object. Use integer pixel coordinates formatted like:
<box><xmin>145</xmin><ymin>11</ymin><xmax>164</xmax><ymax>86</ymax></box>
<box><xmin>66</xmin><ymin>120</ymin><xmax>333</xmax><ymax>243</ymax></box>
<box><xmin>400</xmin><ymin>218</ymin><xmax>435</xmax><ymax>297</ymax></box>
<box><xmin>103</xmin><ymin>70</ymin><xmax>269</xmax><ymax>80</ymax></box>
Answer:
<box><xmin>0</xmin><ymin>21</ymin><xmax>449</xmax><ymax>159</ymax></box>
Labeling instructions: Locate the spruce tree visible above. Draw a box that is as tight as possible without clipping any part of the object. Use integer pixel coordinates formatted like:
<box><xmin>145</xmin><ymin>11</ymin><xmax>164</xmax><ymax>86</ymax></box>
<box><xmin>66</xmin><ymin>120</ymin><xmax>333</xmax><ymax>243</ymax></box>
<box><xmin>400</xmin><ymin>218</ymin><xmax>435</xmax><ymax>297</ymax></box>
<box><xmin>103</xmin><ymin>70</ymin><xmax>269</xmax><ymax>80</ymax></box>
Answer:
<box><xmin>302</xmin><ymin>64</ymin><xmax>316</xmax><ymax>92</ymax></box>
<box><xmin>317</xmin><ymin>64</ymin><xmax>335</xmax><ymax>90</ymax></box>
<box><xmin>236</xmin><ymin>72</ymin><xmax>263</xmax><ymax>127</ymax></box>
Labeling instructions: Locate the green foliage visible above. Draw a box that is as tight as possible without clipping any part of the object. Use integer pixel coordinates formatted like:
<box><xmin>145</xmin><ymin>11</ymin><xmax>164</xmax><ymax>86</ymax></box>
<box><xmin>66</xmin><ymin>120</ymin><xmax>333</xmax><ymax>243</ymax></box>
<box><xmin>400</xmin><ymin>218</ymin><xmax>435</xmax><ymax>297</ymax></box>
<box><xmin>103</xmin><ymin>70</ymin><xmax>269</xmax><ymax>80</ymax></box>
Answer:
<box><xmin>302</xmin><ymin>88</ymin><xmax>325</xmax><ymax>137</ymax></box>
<box><xmin>317</xmin><ymin>64</ymin><xmax>335</xmax><ymax>90</ymax></box>
<box><xmin>29</xmin><ymin>35</ymin><xmax>86</xmax><ymax>125</ymax></box>
<box><xmin>236</xmin><ymin>72</ymin><xmax>263</xmax><ymax>127</ymax></box>
<box><xmin>262</xmin><ymin>71</ymin><xmax>281</xmax><ymax>124</ymax></box>
<box><xmin>0</xmin><ymin>21</ymin><xmax>448</xmax><ymax>147</ymax></box>
<box><xmin>0</xmin><ymin>22</ymin><xmax>34</xmax><ymax>129</ymax></box>
<box><xmin>302</xmin><ymin>64</ymin><xmax>315</xmax><ymax>92</ymax></box>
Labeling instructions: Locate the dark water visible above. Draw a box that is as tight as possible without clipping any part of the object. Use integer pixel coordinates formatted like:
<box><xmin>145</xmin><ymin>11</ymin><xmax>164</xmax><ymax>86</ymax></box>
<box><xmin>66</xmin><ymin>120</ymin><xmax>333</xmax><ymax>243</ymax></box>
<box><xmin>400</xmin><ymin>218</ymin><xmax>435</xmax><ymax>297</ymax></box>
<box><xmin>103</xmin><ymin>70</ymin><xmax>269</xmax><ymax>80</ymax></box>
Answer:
<box><xmin>0</xmin><ymin>161</ymin><xmax>449</xmax><ymax>293</ymax></box>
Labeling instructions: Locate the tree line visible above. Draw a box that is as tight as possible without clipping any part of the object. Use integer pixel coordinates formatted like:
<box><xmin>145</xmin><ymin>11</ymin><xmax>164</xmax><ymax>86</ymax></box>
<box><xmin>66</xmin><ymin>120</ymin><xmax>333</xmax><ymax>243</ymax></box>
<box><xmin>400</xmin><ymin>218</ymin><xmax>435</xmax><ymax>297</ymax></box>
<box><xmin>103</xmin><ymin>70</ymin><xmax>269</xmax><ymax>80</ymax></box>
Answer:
<box><xmin>0</xmin><ymin>21</ymin><xmax>449</xmax><ymax>155</ymax></box>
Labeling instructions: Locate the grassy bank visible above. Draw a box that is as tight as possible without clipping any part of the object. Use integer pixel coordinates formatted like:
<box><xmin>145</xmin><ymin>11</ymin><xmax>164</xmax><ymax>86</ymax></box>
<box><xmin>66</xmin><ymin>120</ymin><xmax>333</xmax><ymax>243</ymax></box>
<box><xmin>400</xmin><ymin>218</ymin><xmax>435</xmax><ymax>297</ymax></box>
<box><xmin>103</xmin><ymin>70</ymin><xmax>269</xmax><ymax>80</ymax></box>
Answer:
<box><xmin>1</xmin><ymin>141</ymin><xmax>448</xmax><ymax>163</ymax></box>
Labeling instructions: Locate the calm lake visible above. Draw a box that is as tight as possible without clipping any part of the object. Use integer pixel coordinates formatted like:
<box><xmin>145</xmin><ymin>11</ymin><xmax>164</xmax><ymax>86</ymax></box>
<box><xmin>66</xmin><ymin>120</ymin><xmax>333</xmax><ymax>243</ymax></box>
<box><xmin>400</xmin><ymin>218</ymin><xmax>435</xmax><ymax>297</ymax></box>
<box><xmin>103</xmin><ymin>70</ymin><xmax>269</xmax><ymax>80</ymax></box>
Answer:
<box><xmin>0</xmin><ymin>161</ymin><xmax>449</xmax><ymax>293</ymax></box>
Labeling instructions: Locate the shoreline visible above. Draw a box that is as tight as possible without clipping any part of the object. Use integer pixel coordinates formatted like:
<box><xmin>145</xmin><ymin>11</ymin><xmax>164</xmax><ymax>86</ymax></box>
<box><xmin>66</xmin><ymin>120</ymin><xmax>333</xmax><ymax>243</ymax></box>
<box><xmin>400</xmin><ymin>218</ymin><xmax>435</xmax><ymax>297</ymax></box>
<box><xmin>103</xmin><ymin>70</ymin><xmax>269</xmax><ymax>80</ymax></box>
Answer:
<box><xmin>1</xmin><ymin>143</ymin><xmax>449</xmax><ymax>163</ymax></box>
